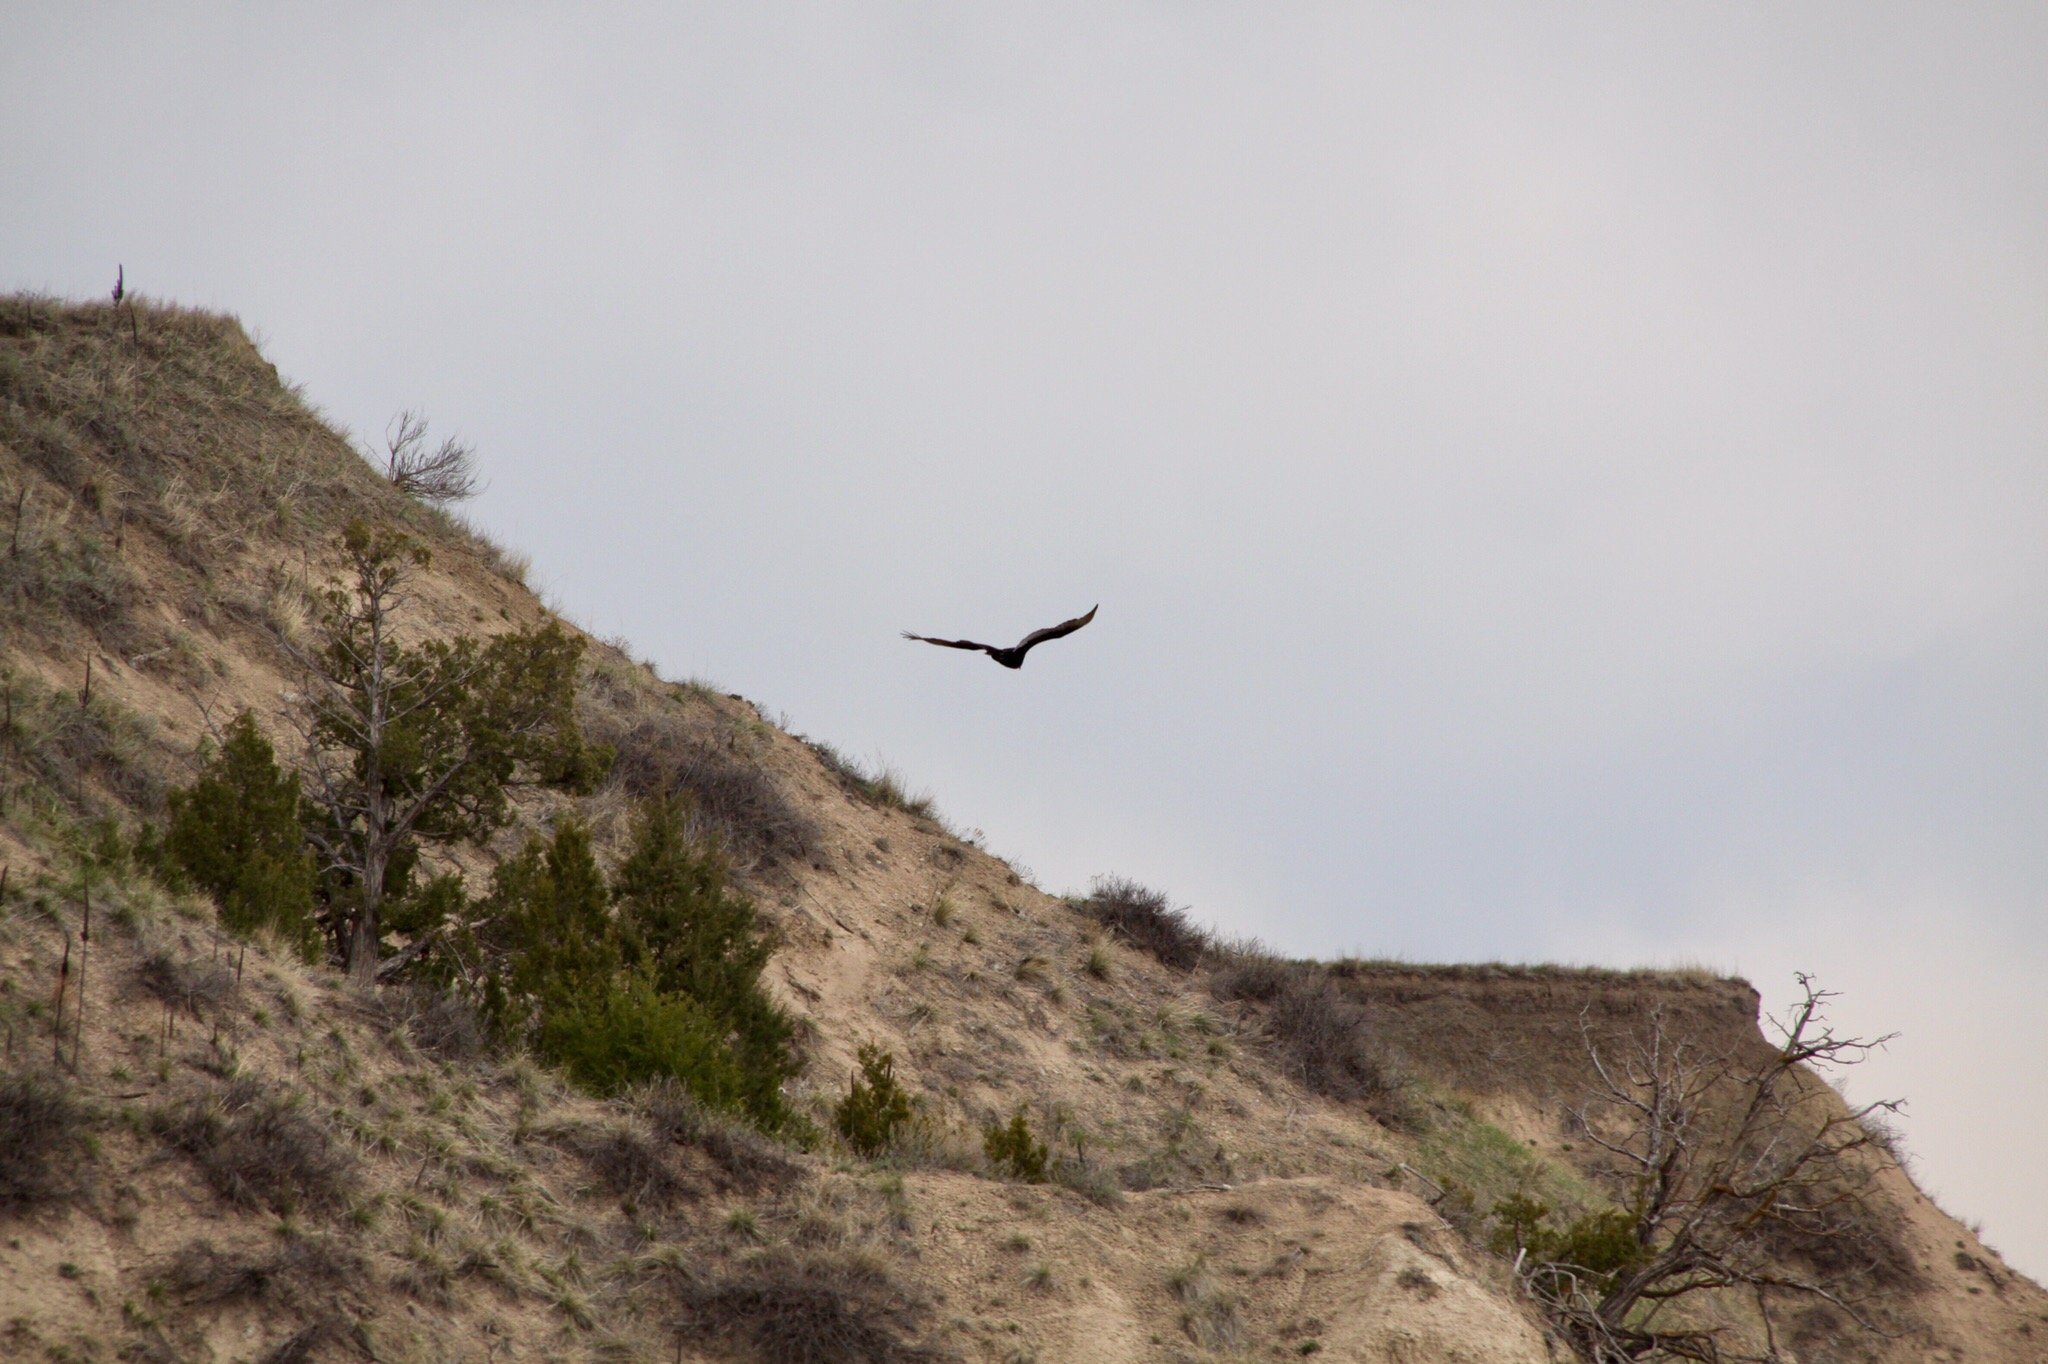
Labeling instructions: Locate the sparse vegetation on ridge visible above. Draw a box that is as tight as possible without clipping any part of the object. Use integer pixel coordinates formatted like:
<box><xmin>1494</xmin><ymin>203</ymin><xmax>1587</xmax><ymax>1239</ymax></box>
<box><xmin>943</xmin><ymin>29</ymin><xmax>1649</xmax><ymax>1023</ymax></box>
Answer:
<box><xmin>1079</xmin><ymin>876</ymin><xmax>1212</xmax><ymax>970</ymax></box>
<box><xmin>806</xmin><ymin>739</ymin><xmax>940</xmax><ymax>821</ymax></box>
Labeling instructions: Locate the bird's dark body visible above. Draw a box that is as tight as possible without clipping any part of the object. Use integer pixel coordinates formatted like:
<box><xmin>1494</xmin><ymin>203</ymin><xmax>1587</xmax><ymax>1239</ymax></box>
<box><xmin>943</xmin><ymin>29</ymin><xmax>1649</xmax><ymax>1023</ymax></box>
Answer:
<box><xmin>903</xmin><ymin>605</ymin><xmax>1097</xmax><ymax>669</ymax></box>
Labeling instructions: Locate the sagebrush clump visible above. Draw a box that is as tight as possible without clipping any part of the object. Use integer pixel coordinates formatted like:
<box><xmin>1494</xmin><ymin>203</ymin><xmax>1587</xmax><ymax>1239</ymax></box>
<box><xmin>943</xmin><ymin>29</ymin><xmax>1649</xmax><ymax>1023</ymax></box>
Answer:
<box><xmin>673</xmin><ymin>1247</ymin><xmax>946</xmax><ymax>1364</ymax></box>
<box><xmin>149</xmin><ymin>1077</ymin><xmax>350</xmax><ymax>1215</ymax></box>
<box><xmin>1080</xmin><ymin>876</ymin><xmax>1211</xmax><ymax>971</ymax></box>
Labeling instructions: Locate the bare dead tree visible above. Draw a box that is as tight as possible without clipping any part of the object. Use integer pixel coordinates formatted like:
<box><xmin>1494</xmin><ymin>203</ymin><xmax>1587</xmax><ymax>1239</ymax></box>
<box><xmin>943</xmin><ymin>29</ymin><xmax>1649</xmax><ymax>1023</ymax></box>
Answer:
<box><xmin>379</xmin><ymin>410</ymin><xmax>481</xmax><ymax>504</ymax></box>
<box><xmin>1506</xmin><ymin>975</ymin><xmax>1907</xmax><ymax>1362</ymax></box>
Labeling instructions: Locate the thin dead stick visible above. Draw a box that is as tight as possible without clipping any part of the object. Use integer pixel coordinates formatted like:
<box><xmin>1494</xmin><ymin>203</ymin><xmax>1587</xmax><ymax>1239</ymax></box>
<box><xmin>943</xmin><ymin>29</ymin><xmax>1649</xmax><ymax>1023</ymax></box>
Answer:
<box><xmin>80</xmin><ymin>656</ymin><xmax>92</xmax><ymax>709</ymax></box>
<box><xmin>74</xmin><ymin>872</ymin><xmax>91</xmax><ymax>1071</ymax></box>
<box><xmin>52</xmin><ymin>933</ymin><xmax>72</xmax><ymax>1067</ymax></box>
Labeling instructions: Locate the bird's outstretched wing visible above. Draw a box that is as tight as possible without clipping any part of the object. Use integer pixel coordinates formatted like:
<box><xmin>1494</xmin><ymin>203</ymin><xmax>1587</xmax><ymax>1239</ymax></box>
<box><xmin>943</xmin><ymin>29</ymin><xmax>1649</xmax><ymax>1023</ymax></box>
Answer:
<box><xmin>902</xmin><ymin>631</ymin><xmax>995</xmax><ymax>654</ymax></box>
<box><xmin>1014</xmin><ymin>604</ymin><xmax>1098</xmax><ymax>655</ymax></box>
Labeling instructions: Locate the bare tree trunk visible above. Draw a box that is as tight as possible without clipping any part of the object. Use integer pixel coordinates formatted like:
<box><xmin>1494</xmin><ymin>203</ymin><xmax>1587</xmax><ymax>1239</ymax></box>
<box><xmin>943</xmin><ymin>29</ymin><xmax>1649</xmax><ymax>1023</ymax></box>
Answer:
<box><xmin>347</xmin><ymin>843</ymin><xmax>385</xmax><ymax>986</ymax></box>
<box><xmin>344</xmin><ymin>568</ymin><xmax>392</xmax><ymax>986</ymax></box>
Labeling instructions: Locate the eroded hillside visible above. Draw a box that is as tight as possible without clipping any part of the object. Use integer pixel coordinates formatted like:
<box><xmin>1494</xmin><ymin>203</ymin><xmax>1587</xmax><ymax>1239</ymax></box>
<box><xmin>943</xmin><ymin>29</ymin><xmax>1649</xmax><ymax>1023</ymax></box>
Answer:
<box><xmin>2</xmin><ymin>295</ymin><xmax>2041</xmax><ymax>1363</ymax></box>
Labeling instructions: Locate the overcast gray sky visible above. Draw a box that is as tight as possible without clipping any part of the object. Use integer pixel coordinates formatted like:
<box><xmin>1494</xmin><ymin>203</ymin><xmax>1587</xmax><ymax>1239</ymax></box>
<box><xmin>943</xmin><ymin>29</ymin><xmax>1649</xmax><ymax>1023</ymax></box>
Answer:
<box><xmin>7</xmin><ymin>4</ymin><xmax>2046</xmax><ymax>1277</ymax></box>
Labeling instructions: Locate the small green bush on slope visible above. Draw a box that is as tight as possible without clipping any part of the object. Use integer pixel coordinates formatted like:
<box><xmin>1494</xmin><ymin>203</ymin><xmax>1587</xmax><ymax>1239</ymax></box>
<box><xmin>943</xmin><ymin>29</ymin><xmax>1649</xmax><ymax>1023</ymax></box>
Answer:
<box><xmin>476</xmin><ymin>801</ymin><xmax>798</xmax><ymax>1130</ymax></box>
<box><xmin>834</xmin><ymin>1045</ymin><xmax>913</xmax><ymax>1157</ymax></box>
<box><xmin>161</xmin><ymin>711</ymin><xmax>319</xmax><ymax>958</ymax></box>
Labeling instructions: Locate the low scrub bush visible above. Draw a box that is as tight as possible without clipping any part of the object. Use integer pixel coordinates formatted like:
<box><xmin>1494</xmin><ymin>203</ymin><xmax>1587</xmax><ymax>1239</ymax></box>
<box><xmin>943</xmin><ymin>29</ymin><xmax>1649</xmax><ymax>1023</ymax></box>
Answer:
<box><xmin>161</xmin><ymin>1234</ymin><xmax>361</xmax><ymax>1308</ymax></box>
<box><xmin>587</xmin><ymin>703</ymin><xmax>819</xmax><ymax>867</ymax></box>
<box><xmin>1050</xmin><ymin>1152</ymin><xmax>1124</xmax><ymax>1207</ymax></box>
<box><xmin>150</xmin><ymin>1077</ymin><xmax>350</xmax><ymax>1214</ymax></box>
<box><xmin>674</xmin><ymin>1247</ymin><xmax>949</xmax><ymax>1364</ymax></box>
<box><xmin>982</xmin><ymin>1108</ymin><xmax>1048</xmax><ymax>1183</ymax></box>
<box><xmin>256</xmin><ymin>1317</ymin><xmax>358</xmax><ymax>1364</ymax></box>
<box><xmin>133</xmin><ymin>947</ymin><xmax>233</xmax><ymax>1018</ymax></box>
<box><xmin>1210</xmin><ymin>951</ymin><xmax>1410</xmax><ymax>1124</ymax></box>
<box><xmin>0</xmin><ymin>1069</ymin><xmax>97</xmax><ymax>1211</ymax></box>
<box><xmin>561</xmin><ymin>1119</ymin><xmax>689</xmax><ymax>1211</ymax></box>
<box><xmin>639</xmin><ymin>1077</ymin><xmax>797</xmax><ymax>1188</ymax></box>
<box><xmin>384</xmin><ymin>981</ymin><xmax>488</xmax><ymax>1063</ymax></box>
<box><xmin>834</xmin><ymin>1045</ymin><xmax>913</xmax><ymax>1157</ymax></box>
<box><xmin>1080</xmin><ymin>877</ymin><xmax>1211</xmax><ymax>971</ymax></box>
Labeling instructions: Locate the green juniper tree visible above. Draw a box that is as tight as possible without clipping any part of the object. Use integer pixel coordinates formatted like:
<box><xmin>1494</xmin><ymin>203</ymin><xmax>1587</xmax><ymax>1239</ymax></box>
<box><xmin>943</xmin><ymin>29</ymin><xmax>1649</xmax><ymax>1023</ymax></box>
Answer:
<box><xmin>474</xmin><ymin>806</ymin><xmax>797</xmax><ymax>1127</ymax></box>
<box><xmin>289</xmin><ymin>519</ymin><xmax>594</xmax><ymax>983</ymax></box>
<box><xmin>162</xmin><ymin>711</ymin><xmax>319</xmax><ymax>957</ymax></box>
<box><xmin>612</xmin><ymin>796</ymin><xmax>797</xmax><ymax>1123</ymax></box>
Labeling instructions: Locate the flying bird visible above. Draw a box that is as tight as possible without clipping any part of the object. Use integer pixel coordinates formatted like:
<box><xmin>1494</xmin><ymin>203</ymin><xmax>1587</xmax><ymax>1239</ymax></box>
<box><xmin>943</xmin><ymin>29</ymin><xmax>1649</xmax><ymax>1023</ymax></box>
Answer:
<box><xmin>903</xmin><ymin>605</ymin><xmax>1098</xmax><ymax>670</ymax></box>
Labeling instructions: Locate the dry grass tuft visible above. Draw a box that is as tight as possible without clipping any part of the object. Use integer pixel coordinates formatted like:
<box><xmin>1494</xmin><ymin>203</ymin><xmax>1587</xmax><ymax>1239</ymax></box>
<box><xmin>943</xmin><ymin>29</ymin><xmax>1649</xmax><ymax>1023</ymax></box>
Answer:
<box><xmin>1168</xmin><ymin>1255</ymin><xmax>1245</xmax><ymax>1353</ymax></box>
<box><xmin>0</xmin><ymin>1069</ymin><xmax>97</xmax><ymax>1211</ymax></box>
<box><xmin>0</xmin><ymin>669</ymin><xmax>167</xmax><ymax>816</ymax></box>
<box><xmin>805</xmin><ymin>741</ymin><xmax>940</xmax><ymax>821</ymax></box>
<box><xmin>161</xmin><ymin>1234</ymin><xmax>362</xmax><ymax>1309</ymax></box>
<box><xmin>675</xmin><ymin>1247</ymin><xmax>950</xmax><ymax>1364</ymax></box>
<box><xmin>638</xmin><ymin>1077</ymin><xmax>797</xmax><ymax>1189</ymax></box>
<box><xmin>150</xmin><ymin>1077</ymin><xmax>351</xmax><ymax>1213</ymax></box>
<box><xmin>134</xmin><ymin>947</ymin><xmax>233</xmax><ymax>1018</ymax></box>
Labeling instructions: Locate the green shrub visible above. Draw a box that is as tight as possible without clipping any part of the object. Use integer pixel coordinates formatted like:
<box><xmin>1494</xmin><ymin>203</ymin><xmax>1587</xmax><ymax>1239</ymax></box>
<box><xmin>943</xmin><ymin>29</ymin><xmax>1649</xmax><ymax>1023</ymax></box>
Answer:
<box><xmin>163</xmin><ymin>713</ymin><xmax>318</xmax><ymax>958</ymax></box>
<box><xmin>834</xmin><ymin>1045</ymin><xmax>912</xmax><ymax>1157</ymax></box>
<box><xmin>480</xmin><ymin>819</ymin><xmax>618</xmax><ymax>1025</ymax></box>
<box><xmin>540</xmin><ymin>974</ymin><xmax>750</xmax><ymax>1103</ymax></box>
<box><xmin>475</xmin><ymin>804</ymin><xmax>796</xmax><ymax>1129</ymax></box>
<box><xmin>613</xmin><ymin>796</ymin><xmax>797</xmax><ymax>1126</ymax></box>
<box><xmin>982</xmin><ymin>1108</ymin><xmax>1048</xmax><ymax>1183</ymax></box>
<box><xmin>1487</xmin><ymin>1194</ymin><xmax>1646</xmax><ymax>1297</ymax></box>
